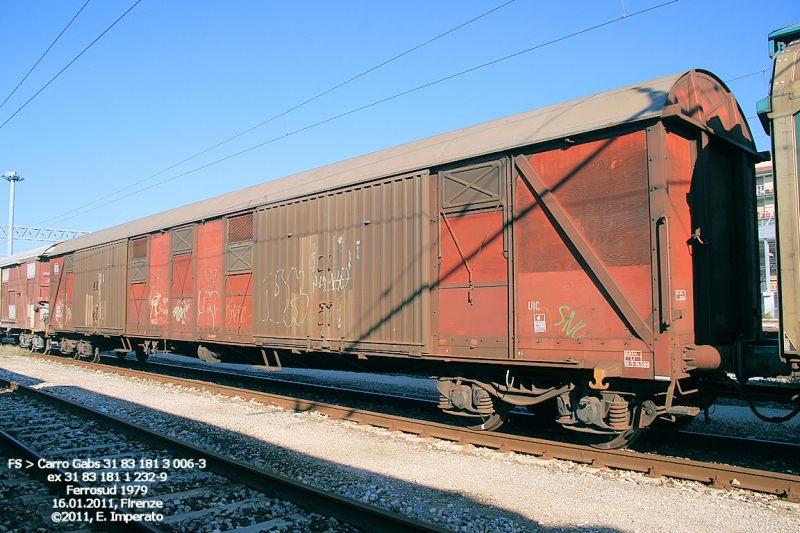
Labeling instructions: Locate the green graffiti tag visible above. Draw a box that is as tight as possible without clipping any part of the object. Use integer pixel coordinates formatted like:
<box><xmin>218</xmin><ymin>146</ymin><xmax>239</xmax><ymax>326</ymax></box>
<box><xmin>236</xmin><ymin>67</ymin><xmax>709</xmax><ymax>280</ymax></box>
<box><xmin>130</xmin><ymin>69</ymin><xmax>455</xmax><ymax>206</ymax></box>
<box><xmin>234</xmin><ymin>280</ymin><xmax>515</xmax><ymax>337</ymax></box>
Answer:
<box><xmin>553</xmin><ymin>305</ymin><xmax>588</xmax><ymax>339</ymax></box>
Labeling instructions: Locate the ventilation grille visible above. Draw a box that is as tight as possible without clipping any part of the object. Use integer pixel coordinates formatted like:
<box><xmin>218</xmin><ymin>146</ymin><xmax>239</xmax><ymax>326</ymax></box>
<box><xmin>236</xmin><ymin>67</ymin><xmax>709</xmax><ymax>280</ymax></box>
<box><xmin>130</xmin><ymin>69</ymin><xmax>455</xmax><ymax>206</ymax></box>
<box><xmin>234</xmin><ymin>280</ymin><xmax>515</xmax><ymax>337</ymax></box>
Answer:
<box><xmin>440</xmin><ymin>160</ymin><xmax>503</xmax><ymax>213</ymax></box>
<box><xmin>64</xmin><ymin>255</ymin><xmax>74</xmax><ymax>273</ymax></box>
<box><xmin>227</xmin><ymin>243</ymin><xmax>253</xmax><ymax>273</ymax></box>
<box><xmin>131</xmin><ymin>237</ymin><xmax>148</xmax><ymax>259</ymax></box>
<box><xmin>228</xmin><ymin>213</ymin><xmax>254</xmax><ymax>243</ymax></box>
<box><xmin>172</xmin><ymin>227</ymin><xmax>194</xmax><ymax>255</ymax></box>
<box><xmin>131</xmin><ymin>259</ymin><xmax>147</xmax><ymax>282</ymax></box>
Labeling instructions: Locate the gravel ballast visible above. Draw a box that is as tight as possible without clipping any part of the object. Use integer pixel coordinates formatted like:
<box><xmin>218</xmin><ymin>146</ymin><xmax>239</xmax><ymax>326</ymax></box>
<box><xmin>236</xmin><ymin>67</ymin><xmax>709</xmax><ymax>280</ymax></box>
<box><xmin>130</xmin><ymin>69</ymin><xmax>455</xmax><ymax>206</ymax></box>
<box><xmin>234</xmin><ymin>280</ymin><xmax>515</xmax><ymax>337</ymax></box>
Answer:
<box><xmin>1</xmin><ymin>349</ymin><xmax>798</xmax><ymax>533</ymax></box>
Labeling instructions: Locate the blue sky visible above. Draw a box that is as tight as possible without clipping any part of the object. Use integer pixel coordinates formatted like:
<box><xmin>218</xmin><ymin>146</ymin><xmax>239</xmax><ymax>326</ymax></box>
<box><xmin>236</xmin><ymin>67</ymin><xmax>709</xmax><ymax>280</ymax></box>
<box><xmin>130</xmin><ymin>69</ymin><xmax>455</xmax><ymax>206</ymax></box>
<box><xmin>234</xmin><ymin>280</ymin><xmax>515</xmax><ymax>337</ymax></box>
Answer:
<box><xmin>0</xmin><ymin>0</ymin><xmax>797</xmax><ymax>255</ymax></box>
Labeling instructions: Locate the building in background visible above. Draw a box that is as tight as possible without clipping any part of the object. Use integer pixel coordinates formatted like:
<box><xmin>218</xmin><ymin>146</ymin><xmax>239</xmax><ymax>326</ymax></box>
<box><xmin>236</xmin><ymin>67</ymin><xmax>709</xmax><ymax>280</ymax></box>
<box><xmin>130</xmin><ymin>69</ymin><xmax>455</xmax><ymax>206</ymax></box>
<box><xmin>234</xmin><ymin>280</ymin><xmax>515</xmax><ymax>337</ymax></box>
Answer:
<box><xmin>756</xmin><ymin>161</ymin><xmax>778</xmax><ymax>321</ymax></box>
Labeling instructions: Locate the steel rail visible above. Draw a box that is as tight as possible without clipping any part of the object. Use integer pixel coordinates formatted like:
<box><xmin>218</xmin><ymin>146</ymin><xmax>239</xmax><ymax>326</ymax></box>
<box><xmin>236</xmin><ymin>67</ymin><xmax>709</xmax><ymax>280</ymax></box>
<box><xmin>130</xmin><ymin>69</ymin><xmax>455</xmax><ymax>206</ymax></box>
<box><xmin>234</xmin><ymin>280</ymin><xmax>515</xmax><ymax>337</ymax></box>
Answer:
<box><xmin>714</xmin><ymin>381</ymin><xmax>800</xmax><ymax>404</ymax></box>
<box><xmin>19</xmin><ymin>353</ymin><xmax>800</xmax><ymax>501</ymax></box>
<box><xmin>0</xmin><ymin>418</ymin><xmax>160</xmax><ymax>533</ymax></box>
<box><xmin>0</xmin><ymin>378</ymin><xmax>451</xmax><ymax>533</ymax></box>
<box><xmin>84</xmin><ymin>357</ymin><xmax>800</xmax><ymax>464</ymax></box>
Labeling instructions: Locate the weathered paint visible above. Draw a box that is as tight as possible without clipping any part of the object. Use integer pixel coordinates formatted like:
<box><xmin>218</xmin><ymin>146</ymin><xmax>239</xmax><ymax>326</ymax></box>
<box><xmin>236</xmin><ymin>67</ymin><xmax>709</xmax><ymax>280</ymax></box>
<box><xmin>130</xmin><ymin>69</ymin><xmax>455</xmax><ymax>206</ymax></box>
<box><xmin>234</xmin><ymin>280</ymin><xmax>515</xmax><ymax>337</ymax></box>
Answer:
<box><xmin>35</xmin><ymin>70</ymin><xmax>763</xmax><ymax>384</ymax></box>
<box><xmin>223</xmin><ymin>272</ymin><xmax>252</xmax><ymax>340</ymax></box>
<box><xmin>195</xmin><ymin>219</ymin><xmax>224</xmax><ymax>337</ymax></box>
<box><xmin>514</xmin><ymin>132</ymin><xmax>654</xmax><ymax>376</ymax></box>
<box><xmin>148</xmin><ymin>232</ymin><xmax>170</xmax><ymax>334</ymax></box>
<box><xmin>49</xmin><ymin>256</ymin><xmax>74</xmax><ymax>332</ymax></box>
<box><xmin>71</xmin><ymin>242</ymin><xmax>127</xmax><ymax>334</ymax></box>
<box><xmin>1</xmin><ymin>258</ymin><xmax>50</xmax><ymax>332</ymax></box>
<box><xmin>253</xmin><ymin>171</ymin><xmax>430</xmax><ymax>353</ymax></box>
<box><xmin>170</xmin><ymin>253</ymin><xmax>194</xmax><ymax>339</ymax></box>
<box><xmin>438</xmin><ymin>209</ymin><xmax>509</xmax><ymax>358</ymax></box>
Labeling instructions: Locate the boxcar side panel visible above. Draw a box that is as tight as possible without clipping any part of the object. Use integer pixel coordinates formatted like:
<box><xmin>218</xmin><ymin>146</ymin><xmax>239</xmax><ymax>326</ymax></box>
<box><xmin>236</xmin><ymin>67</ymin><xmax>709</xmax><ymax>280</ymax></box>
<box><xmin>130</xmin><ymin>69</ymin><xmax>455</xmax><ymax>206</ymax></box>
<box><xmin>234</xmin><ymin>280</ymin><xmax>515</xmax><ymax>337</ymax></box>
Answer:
<box><xmin>49</xmin><ymin>257</ymin><xmax>74</xmax><ymax>332</ymax></box>
<box><xmin>26</xmin><ymin>259</ymin><xmax>50</xmax><ymax>331</ymax></box>
<box><xmin>513</xmin><ymin>131</ymin><xmax>654</xmax><ymax>376</ymax></box>
<box><xmin>1</xmin><ymin>263</ymin><xmax>27</xmax><ymax>329</ymax></box>
<box><xmin>253</xmin><ymin>171</ymin><xmax>430</xmax><ymax>354</ymax></box>
<box><xmin>170</xmin><ymin>252</ymin><xmax>194</xmax><ymax>339</ymax></box>
<box><xmin>195</xmin><ymin>219</ymin><xmax>224</xmax><ymax>340</ymax></box>
<box><xmin>663</xmin><ymin>130</ymin><xmax>696</xmax><ymax>367</ymax></box>
<box><xmin>127</xmin><ymin>237</ymin><xmax>149</xmax><ymax>334</ymax></box>
<box><xmin>221</xmin><ymin>213</ymin><xmax>254</xmax><ymax>344</ymax></box>
<box><xmin>72</xmin><ymin>242</ymin><xmax>127</xmax><ymax>334</ymax></box>
<box><xmin>438</xmin><ymin>210</ymin><xmax>509</xmax><ymax>358</ymax></box>
<box><xmin>147</xmin><ymin>232</ymin><xmax>170</xmax><ymax>337</ymax></box>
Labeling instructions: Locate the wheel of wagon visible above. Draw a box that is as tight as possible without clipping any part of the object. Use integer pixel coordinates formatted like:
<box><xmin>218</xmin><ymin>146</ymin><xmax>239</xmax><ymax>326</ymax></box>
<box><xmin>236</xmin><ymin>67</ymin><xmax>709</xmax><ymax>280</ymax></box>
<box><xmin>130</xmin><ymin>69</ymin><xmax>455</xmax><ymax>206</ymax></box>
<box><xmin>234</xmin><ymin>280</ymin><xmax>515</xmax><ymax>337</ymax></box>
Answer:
<box><xmin>577</xmin><ymin>427</ymin><xmax>643</xmax><ymax>450</ymax></box>
<box><xmin>115</xmin><ymin>350</ymin><xmax>128</xmax><ymax>361</ymax></box>
<box><xmin>135</xmin><ymin>345</ymin><xmax>149</xmax><ymax>363</ymax></box>
<box><xmin>461</xmin><ymin>398</ymin><xmax>513</xmax><ymax>432</ymax></box>
<box><xmin>28</xmin><ymin>336</ymin><xmax>43</xmax><ymax>353</ymax></box>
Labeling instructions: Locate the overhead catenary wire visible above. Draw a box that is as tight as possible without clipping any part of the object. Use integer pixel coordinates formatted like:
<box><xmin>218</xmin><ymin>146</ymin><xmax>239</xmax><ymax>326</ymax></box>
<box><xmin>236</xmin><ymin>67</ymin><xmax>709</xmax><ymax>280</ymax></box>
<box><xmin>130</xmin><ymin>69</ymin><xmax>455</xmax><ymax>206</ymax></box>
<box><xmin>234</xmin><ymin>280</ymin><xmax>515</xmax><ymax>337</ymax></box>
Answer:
<box><xmin>45</xmin><ymin>0</ymin><xmax>679</xmax><ymax>226</ymax></box>
<box><xmin>0</xmin><ymin>0</ymin><xmax>91</xmax><ymax>112</ymax></box>
<box><xmin>35</xmin><ymin>0</ymin><xmax>518</xmax><ymax>227</ymax></box>
<box><xmin>725</xmin><ymin>68</ymin><xmax>770</xmax><ymax>83</ymax></box>
<box><xmin>0</xmin><ymin>0</ymin><xmax>142</xmax><ymax>131</ymax></box>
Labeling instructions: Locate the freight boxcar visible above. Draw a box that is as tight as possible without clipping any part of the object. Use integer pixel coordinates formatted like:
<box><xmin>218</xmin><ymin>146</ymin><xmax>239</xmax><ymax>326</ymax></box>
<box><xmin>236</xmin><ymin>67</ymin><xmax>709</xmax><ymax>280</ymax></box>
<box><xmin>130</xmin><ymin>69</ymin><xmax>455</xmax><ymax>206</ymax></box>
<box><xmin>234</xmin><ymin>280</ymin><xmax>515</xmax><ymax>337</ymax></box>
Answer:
<box><xmin>40</xmin><ymin>69</ymin><xmax>790</xmax><ymax>448</ymax></box>
<box><xmin>0</xmin><ymin>246</ymin><xmax>53</xmax><ymax>350</ymax></box>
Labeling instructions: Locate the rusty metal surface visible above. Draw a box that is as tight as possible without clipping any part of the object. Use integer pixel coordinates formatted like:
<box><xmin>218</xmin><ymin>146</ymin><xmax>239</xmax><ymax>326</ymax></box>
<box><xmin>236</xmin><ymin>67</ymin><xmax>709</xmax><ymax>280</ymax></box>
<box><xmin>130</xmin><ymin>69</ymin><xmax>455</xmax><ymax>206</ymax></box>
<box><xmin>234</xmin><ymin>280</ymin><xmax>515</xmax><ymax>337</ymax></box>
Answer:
<box><xmin>47</xmin><ymin>70</ymin><xmax>756</xmax><ymax>258</ymax></box>
<box><xmin>0</xmin><ymin>257</ymin><xmax>51</xmax><ymax>332</ymax></box>
<box><xmin>515</xmin><ymin>154</ymin><xmax>653</xmax><ymax>346</ymax></box>
<box><xmin>512</xmin><ymin>132</ymin><xmax>656</xmax><ymax>373</ymax></box>
<box><xmin>665</xmin><ymin>70</ymin><xmax>755</xmax><ymax>149</ymax></box>
<box><xmin>254</xmin><ymin>170</ymin><xmax>430</xmax><ymax>352</ymax></box>
<box><xmin>0</xmin><ymin>245</ymin><xmax>53</xmax><ymax>268</ymax></box>
<box><xmin>34</xmin><ymin>69</ymin><xmax>763</xmax><ymax>381</ymax></box>
<box><xmin>0</xmin><ymin>246</ymin><xmax>54</xmax><ymax>331</ymax></box>
<box><xmin>437</xmin><ymin>159</ymin><xmax>510</xmax><ymax>359</ymax></box>
<box><xmin>195</xmin><ymin>219</ymin><xmax>224</xmax><ymax>340</ymax></box>
<box><xmin>72</xmin><ymin>241</ymin><xmax>127</xmax><ymax>334</ymax></box>
<box><xmin>26</xmin><ymin>356</ymin><xmax>800</xmax><ymax>500</ymax></box>
<box><xmin>48</xmin><ymin>256</ymin><xmax>72</xmax><ymax>332</ymax></box>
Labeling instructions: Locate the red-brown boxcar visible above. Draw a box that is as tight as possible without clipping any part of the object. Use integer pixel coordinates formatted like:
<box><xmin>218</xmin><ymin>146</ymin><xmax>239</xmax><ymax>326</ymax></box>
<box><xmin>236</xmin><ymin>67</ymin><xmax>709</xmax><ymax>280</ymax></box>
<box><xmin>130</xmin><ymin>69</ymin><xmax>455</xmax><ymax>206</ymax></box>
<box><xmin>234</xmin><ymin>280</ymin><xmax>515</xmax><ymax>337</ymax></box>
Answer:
<box><xmin>40</xmin><ymin>70</ymin><xmax>788</xmax><ymax>447</ymax></box>
<box><xmin>0</xmin><ymin>246</ymin><xmax>53</xmax><ymax>350</ymax></box>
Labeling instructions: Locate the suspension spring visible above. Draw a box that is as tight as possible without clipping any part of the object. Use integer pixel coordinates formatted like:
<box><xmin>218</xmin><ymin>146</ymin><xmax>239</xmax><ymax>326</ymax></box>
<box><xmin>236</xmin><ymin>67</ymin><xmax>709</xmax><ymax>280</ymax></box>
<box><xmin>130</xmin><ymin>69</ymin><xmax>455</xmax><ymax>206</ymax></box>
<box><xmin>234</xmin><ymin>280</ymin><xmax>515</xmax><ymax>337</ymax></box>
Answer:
<box><xmin>607</xmin><ymin>401</ymin><xmax>630</xmax><ymax>429</ymax></box>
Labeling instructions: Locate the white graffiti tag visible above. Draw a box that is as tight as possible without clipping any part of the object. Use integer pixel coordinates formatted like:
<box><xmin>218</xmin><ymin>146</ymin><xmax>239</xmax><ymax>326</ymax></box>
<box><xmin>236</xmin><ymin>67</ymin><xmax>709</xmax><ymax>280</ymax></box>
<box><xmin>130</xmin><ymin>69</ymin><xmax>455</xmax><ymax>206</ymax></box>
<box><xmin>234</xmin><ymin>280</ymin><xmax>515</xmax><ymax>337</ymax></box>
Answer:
<box><xmin>172</xmin><ymin>299</ymin><xmax>191</xmax><ymax>324</ymax></box>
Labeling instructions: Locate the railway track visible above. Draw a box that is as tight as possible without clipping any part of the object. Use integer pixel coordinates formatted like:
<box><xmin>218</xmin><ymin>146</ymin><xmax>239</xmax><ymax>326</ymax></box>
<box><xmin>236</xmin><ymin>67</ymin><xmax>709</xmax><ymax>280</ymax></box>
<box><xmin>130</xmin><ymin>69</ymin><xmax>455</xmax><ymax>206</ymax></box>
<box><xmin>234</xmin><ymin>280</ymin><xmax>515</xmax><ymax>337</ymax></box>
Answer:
<box><xmin>714</xmin><ymin>380</ymin><xmax>800</xmax><ymax>405</ymax></box>
<box><xmin>15</xmin><ymin>351</ymin><xmax>800</xmax><ymax>503</ymax></box>
<box><xmin>89</xmin><ymin>354</ymin><xmax>800</xmax><ymax>472</ymax></box>
<box><xmin>0</xmin><ymin>377</ymin><xmax>451</xmax><ymax>533</ymax></box>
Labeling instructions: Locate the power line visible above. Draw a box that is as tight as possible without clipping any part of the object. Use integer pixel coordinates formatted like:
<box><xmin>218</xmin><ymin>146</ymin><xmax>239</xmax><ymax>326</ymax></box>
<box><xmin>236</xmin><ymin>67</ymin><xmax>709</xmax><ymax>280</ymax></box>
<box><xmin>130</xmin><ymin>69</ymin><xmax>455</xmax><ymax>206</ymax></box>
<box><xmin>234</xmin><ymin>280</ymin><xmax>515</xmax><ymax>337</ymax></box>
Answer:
<box><xmin>0</xmin><ymin>0</ymin><xmax>142</xmax><ymax>131</ymax></box>
<box><xmin>0</xmin><ymin>0</ymin><xmax>91</xmax><ymax>112</ymax></box>
<box><xmin>35</xmin><ymin>0</ymin><xmax>517</xmax><ymax>227</ymax></box>
<box><xmin>47</xmin><ymin>0</ymin><xmax>678</xmax><ymax>226</ymax></box>
<box><xmin>726</xmin><ymin>68</ymin><xmax>770</xmax><ymax>83</ymax></box>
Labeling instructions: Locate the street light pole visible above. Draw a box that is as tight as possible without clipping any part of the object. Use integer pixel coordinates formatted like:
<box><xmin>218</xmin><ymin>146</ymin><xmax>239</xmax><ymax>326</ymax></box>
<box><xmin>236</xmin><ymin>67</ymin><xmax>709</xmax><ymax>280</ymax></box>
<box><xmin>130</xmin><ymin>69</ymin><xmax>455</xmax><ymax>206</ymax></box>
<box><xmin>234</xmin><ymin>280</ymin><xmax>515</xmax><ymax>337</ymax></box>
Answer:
<box><xmin>2</xmin><ymin>172</ymin><xmax>24</xmax><ymax>256</ymax></box>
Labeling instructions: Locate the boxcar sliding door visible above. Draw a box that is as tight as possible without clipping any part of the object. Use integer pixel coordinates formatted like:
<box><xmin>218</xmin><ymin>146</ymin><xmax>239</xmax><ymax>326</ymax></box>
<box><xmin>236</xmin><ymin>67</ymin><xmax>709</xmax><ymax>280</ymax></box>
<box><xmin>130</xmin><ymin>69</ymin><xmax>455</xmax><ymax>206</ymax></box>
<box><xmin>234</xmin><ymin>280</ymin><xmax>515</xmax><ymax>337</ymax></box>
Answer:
<box><xmin>169</xmin><ymin>226</ymin><xmax>194</xmax><ymax>340</ymax></box>
<box><xmin>437</xmin><ymin>160</ymin><xmax>511</xmax><ymax>359</ymax></box>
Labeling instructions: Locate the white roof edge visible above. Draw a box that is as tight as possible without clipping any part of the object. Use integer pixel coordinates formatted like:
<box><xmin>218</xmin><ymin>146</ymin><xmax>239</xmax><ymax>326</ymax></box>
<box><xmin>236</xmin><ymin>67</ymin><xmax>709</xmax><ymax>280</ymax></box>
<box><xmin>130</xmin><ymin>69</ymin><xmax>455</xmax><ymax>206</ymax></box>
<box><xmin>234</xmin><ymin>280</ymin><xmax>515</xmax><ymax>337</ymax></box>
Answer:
<box><xmin>0</xmin><ymin>244</ymin><xmax>57</xmax><ymax>268</ymax></box>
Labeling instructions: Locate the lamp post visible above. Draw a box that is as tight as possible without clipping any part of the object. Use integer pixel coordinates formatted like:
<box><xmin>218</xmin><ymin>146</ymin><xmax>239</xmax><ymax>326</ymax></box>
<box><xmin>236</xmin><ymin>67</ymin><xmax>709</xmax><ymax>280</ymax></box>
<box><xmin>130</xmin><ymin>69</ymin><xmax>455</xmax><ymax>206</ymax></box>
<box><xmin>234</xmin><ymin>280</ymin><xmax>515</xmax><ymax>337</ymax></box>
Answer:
<box><xmin>2</xmin><ymin>172</ymin><xmax>23</xmax><ymax>256</ymax></box>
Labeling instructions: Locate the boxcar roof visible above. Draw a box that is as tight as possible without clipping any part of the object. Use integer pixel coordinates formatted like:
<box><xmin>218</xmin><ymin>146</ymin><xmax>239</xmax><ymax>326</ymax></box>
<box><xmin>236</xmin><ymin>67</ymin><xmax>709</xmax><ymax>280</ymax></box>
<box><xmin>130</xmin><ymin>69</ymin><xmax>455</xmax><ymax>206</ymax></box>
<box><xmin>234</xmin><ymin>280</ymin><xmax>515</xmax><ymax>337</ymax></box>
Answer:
<box><xmin>47</xmin><ymin>69</ymin><xmax>754</xmax><ymax>257</ymax></box>
<box><xmin>0</xmin><ymin>245</ymin><xmax>54</xmax><ymax>268</ymax></box>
